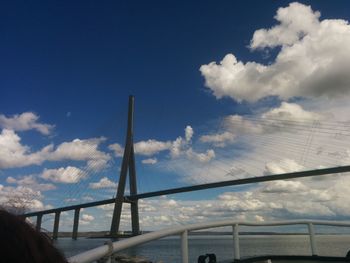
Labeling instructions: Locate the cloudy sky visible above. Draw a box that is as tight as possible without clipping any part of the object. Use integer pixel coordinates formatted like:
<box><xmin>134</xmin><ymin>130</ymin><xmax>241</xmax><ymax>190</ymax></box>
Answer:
<box><xmin>2</xmin><ymin>0</ymin><xmax>350</xmax><ymax>232</ymax></box>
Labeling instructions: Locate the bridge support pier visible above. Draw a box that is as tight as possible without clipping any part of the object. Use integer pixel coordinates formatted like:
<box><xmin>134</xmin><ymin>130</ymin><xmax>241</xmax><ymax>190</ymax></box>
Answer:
<box><xmin>36</xmin><ymin>214</ymin><xmax>43</xmax><ymax>231</ymax></box>
<box><xmin>53</xmin><ymin>211</ymin><xmax>61</xmax><ymax>240</ymax></box>
<box><xmin>129</xmin><ymin>148</ymin><xmax>140</xmax><ymax>235</ymax></box>
<box><xmin>72</xmin><ymin>208</ymin><xmax>80</xmax><ymax>240</ymax></box>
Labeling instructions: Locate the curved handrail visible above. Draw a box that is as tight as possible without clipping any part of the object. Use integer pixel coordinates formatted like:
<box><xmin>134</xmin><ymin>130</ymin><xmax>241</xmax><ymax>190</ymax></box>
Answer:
<box><xmin>68</xmin><ymin>219</ymin><xmax>350</xmax><ymax>263</ymax></box>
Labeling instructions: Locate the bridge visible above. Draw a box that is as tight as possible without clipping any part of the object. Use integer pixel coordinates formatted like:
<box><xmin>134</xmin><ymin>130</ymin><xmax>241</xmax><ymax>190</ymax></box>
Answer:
<box><xmin>22</xmin><ymin>96</ymin><xmax>350</xmax><ymax>239</ymax></box>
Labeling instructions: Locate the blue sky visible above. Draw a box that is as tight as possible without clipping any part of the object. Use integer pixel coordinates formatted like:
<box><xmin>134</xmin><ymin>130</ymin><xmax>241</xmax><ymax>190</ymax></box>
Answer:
<box><xmin>2</xmin><ymin>1</ymin><xmax>350</xmax><ymax>231</ymax></box>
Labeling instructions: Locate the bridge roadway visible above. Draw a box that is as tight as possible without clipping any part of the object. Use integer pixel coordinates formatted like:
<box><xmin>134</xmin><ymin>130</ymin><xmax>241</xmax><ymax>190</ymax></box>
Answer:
<box><xmin>23</xmin><ymin>165</ymin><xmax>350</xmax><ymax>239</ymax></box>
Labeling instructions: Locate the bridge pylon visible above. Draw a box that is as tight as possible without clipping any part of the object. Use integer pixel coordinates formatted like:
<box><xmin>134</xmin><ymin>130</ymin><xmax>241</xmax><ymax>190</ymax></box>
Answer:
<box><xmin>110</xmin><ymin>95</ymin><xmax>140</xmax><ymax>236</ymax></box>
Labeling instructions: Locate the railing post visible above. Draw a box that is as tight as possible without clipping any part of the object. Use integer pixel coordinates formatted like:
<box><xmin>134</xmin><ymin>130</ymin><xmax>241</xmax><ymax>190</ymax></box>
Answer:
<box><xmin>181</xmin><ymin>230</ymin><xmax>189</xmax><ymax>263</ymax></box>
<box><xmin>308</xmin><ymin>223</ymin><xmax>318</xmax><ymax>256</ymax></box>
<box><xmin>53</xmin><ymin>211</ymin><xmax>61</xmax><ymax>240</ymax></box>
<box><xmin>72</xmin><ymin>208</ymin><xmax>80</xmax><ymax>240</ymax></box>
<box><xmin>36</xmin><ymin>214</ymin><xmax>43</xmax><ymax>231</ymax></box>
<box><xmin>233</xmin><ymin>224</ymin><xmax>240</xmax><ymax>260</ymax></box>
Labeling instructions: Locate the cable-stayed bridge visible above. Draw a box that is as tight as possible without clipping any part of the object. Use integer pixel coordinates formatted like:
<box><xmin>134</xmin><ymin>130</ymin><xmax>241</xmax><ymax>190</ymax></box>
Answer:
<box><xmin>22</xmin><ymin>96</ymin><xmax>350</xmax><ymax>239</ymax></box>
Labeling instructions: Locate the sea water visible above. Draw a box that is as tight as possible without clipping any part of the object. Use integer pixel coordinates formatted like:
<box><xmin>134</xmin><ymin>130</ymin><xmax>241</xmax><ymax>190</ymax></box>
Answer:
<box><xmin>55</xmin><ymin>235</ymin><xmax>350</xmax><ymax>262</ymax></box>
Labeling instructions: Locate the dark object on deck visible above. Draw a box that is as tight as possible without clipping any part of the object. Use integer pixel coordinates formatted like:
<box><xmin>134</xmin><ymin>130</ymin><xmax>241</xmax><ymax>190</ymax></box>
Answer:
<box><xmin>198</xmin><ymin>253</ymin><xmax>217</xmax><ymax>263</ymax></box>
<box><xmin>232</xmin><ymin>255</ymin><xmax>350</xmax><ymax>263</ymax></box>
<box><xmin>0</xmin><ymin>209</ymin><xmax>67</xmax><ymax>263</ymax></box>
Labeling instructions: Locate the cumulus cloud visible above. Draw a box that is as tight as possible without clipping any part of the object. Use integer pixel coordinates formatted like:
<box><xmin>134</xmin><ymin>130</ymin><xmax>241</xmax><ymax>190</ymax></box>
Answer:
<box><xmin>90</xmin><ymin>169</ymin><xmax>350</xmax><ymax>230</ymax></box>
<box><xmin>0</xmin><ymin>112</ymin><xmax>54</xmax><ymax>135</ymax></box>
<box><xmin>170</xmin><ymin>137</ymin><xmax>186</xmax><ymax>158</ymax></box>
<box><xmin>108</xmin><ymin>143</ymin><xmax>124</xmax><ymax>157</ymax></box>
<box><xmin>262</xmin><ymin>180</ymin><xmax>308</xmax><ymax>193</ymax></box>
<box><xmin>185</xmin><ymin>126</ymin><xmax>193</xmax><ymax>141</ymax></box>
<box><xmin>262</xmin><ymin>102</ymin><xmax>324</xmax><ymax>122</ymax></box>
<box><xmin>80</xmin><ymin>213</ymin><xmax>95</xmax><ymax>225</ymax></box>
<box><xmin>109</xmin><ymin>125</ymin><xmax>199</xmax><ymax>161</ymax></box>
<box><xmin>108</xmin><ymin>126</ymin><xmax>204</xmax><ymax>164</ymax></box>
<box><xmin>142</xmin><ymin>158</ymin><xmax>157</xmax><ymax>165</ymax></box>
<box><xmin>0</xmin><ymin>129</ymin><xmax>52</xmax><ymax>169</ymax></box>
<box><xmin>200</xmin><ymin>131</ymin><xmax>235</xmax><ymax>147</ymax></box>
<box><xmin>86</xmin><ymin>159</ymin><xmax>109</xmax><ymax>172</ymax></box>
<box><xmin>161</xmin><ymin>100</ymin><xmax>348</xmax><ymax>187</ymax></box>
<box><xmin>41</xmin><ymin>166</ymin><xmax>87</xmax><ymax>184</ymax></box>
<box><xmin>224</xmin><ymin>102</ymin><xmax>326</xmax><ymax>135</ymax></box>
<box><xmin>137</xmin><ymin>175</ymin><xmax>349</xmax><ymax>228</ymax></box>
<box><xmin>49</xmin><ymin>137</ymin><xmax>109</xmax><ymax>163</ymax></box>
<box><xmin>82</xmin><ymin>214</ymin><xmax>94</xmax><ymax>221</ymax></box>
<box><xmin>64</xmin><ymin>198</ymin><xmax>78</xmax><ymax>203</ymax></box>
<box><xmin>134</xmin><ymin>139</ymin><xmax>171</xmax><ymax>156</ymax></box>
<box><xmin>186</xmin><ymin>148</ymin><xmax>215</xmax><ymax>163</ymax></box>
<box><xmin>200</xmin><ymin>2</ymin><xmax>350</xmax><ymax>102</ymax></box>
<box><xmin>0</xmin><ymin>131</ymin><xmax>110</xmax><ymax>170</ymax></box>
<box><xmin>224</xmin><ymin>115</ymin><xmax>263</xmax><ymax>135</ymax></box>
<box><xmin>250</xmin><ymin>2</ymin><xmax>320</xmax><ymax>49</ymax></box>
<box><xmin>6</xmin><ymin>175</ymin><xmax>56</xmax><ymax>191</ymax></box>
<box><xmin>264</xmin><ymin>158</ymin><xmax>305</xmax><ymax>175</ymax></box>
<box><xmin>89</xmin><ymin>177</ymin><xmax>117</xmax><ymax>189</ymax></box>
<box><xmin>0</xmin><ymin>185</ymin><xmax>45</xmax><ymax>213</ymax></box>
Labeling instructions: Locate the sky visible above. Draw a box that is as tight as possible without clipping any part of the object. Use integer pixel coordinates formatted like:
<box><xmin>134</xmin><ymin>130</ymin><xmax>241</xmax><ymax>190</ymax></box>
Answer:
<box><xmin>2</xmin><ymin>0</ymin><xmax>350</xmax><ymax>232</ymax></box>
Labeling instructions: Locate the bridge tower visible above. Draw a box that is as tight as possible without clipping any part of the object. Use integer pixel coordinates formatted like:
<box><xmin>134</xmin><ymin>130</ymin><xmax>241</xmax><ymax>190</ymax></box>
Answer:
<box><xmin>110</xmin><ymin>95</ymin><xmax>140</xmax><ymax>236</ymax></box>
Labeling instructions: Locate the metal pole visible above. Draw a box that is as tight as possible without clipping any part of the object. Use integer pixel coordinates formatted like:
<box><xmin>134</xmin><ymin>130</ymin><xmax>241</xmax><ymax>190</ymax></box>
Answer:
<box><xmin>308</xmin><ymin>223</ymin><xmax>318</xmax><ymax>256</ymax></box>
<box><xmin>36</xmin><ymin>214</ymin><xmax>42</xmax><ymax>232</ymax></box>
<box><xmin>181</xmin><ymin>230</ymin><xmax>189</xmax><ymax>263</ymax></box>
<box><xmin>53</xmin><ymin>211</ymin><xmax>61</xmax><ymax>240</ymax></box>
<box><xmin>72</xmin><ymin>208</ymin><xmax>80</xmax><ymax>240</ymax></box>
<box><xmin>233</xmin><ymin>224</ymin><xmax>240</xmax><ymax>260</ymax></box>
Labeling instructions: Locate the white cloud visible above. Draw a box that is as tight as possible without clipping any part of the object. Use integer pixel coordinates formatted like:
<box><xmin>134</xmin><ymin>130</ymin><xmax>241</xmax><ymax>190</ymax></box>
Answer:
<box><xmin>41</xmin><ymin>166</ymin><xmax>87</xmax><ymax>184</ymax></box>
<box><xmin>186</xmin><ymin>148</ymin><xmax>215</xmax><ymax>163</ymax></box>
<box><xmin>262</xmin><ymin>180</ymin><xmax>308</xmax><ymax>193</ymax></box>
<box><xmin>142</xmin><ymin>158</ymin><xmax>157</xmax><ymax>165</ymax></box>
<box><xmin>6</xmin><ymin>175</ymin><xmax>56</xmax><ymax>191</ymax></box>
<box><xmin>108</xmin><ymin>143</ymin><xmax>124</xmax><ymax>157</ymax></box>
<box><xmin>80</xmin><ymin>213</ymin><xmax>95</xmax><ymax>225</ymax></box>
<box><xmin>86</xmin><ymin>159</ymin><xmax>109</xmax><ymax>172</ymax></box>
<box><xmin>109</xmin><ymin>126</ymin><xmax>197</xmax><ymax>160</ymax></box>
<box><xmin>0</xmin><ymin>129</ymin><xmax>52</xmax><ymax>169</ymax></box>
<box><xmin>0</xmin><ymin>131</ymin><xmax>111</xmax><ymax>170</ymax></box>
<box><xmin>254</xmin><ymin>215</ymin><xmax>265</xmax><ymax>222</ymax></box>
<box><xmin>82</xmin><ymin>195</ymin><xmax>94</xmax><ymax>201</ymax></box>
<box><xmin>264</xmin><ymin>158</ymin><xmax>305</xmax><ymax>175</ymax></box>
<box><xmin>89</xmin><ymin>177</ymin><xmax>117</xmax><ymax>189</ymax></box>
<box><xmin>200</xmin><ymin>131</ymin><xmax>235</xmax><ymax>147</ymax></box>
<box><xmin>82</xmin><ymin>214</ymin><xmax>94</xmax><ymax>221</ymax></box>
<box><xmin>0</xmin><ymin>185</ymin><xmax>45</xmax><ymax>213</ymax></box>
<box><xmin>91</xmin><ymin>172</ymin><xmax>350</xmax><ymax>230</ymax></box>
<box><xmin>185</xmin><ymin>126</ymin><xmax>193</xmax><ymax>141</ymax></box>
<box><xmin>64</xmin><ymin>198</ymin><xmax>78</xmax><ymax>203</ymax></box>
<box><xmin>262</xmin><ymin>102</ymin><xmax>324</xmax><ymax>122</ymax></box>
<box><xmin>200</xmin><ymin>2</ymin><xmax>350</xmax><ymax>102</ymax></box>
<box><xmin>49</xmin><ymin>137</ymin><xmax>109</xmax><ymax>162</ymax></box>
<box><xmin>134</xmin><ymin>139</ymin><xmax>171</xmax><ymax>156</ymax></box>
<box><xmin>224</xmin><ymin>102</ymin><xmax>326</xmax><ymax>135</ymax></box>
<box><xmin>224</xmin><ymin>115</ymin><xmax>263</xmax><ymax>135</ymax></box>
<box><xmin>250</xmin><ymin>2</ymin><xmax>320</xmax><ymax>49</ymax></box>
<box><xmin>0</xmin><ymin>112</ymin><xmax>54</xmax><ymax>135</ymax></box>
<box><xmin>170</xmin><ymin>137</ymin><xmax>184</xmax><ymax>158</ymax></box>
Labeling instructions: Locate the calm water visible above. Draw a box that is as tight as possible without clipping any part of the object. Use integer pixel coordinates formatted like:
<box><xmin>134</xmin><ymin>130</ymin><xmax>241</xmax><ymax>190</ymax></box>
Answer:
<box><xmin>55</xmin><ymin>235</ymin><xmax>350</xmax><ymax>262</ymax></box>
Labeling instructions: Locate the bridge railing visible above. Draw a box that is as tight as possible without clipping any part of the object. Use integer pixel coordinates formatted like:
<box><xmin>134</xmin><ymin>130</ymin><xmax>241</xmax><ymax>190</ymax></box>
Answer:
<box><xmin>68</xmin><ymin>219</ymin><xmax>350</xmax><ymax>263</ymax></box>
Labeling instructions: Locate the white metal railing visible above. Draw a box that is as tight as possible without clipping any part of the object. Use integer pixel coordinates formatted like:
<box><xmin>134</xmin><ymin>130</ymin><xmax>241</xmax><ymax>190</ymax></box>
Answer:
<box><xmin>68</xmin><ymin>220</ymin><xmax>350</xmax><ymax>263</ymax></box>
